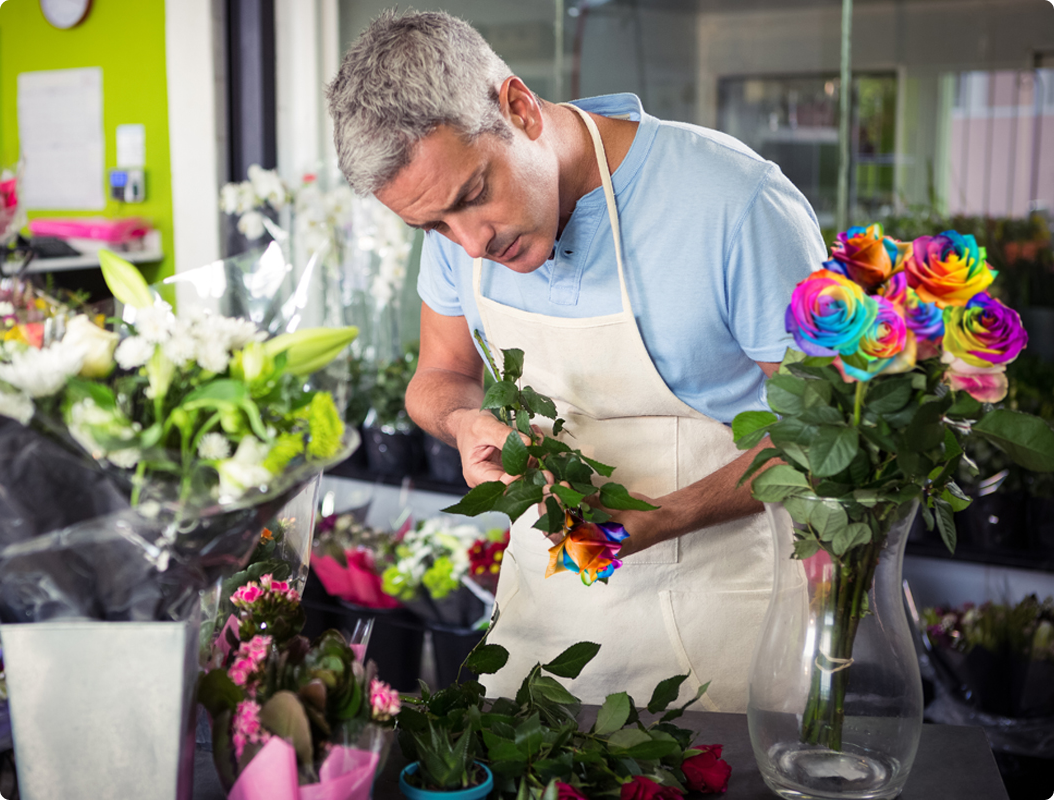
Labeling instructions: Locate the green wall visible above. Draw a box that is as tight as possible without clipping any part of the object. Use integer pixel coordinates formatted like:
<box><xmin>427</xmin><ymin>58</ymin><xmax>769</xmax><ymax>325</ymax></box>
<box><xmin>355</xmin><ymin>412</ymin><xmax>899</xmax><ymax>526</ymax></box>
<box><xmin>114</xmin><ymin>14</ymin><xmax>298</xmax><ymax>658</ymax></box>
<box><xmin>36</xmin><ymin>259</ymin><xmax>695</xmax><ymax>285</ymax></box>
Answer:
<box><xmin>0</xmin><ymin>0</ymin><xmax>174</xmax><ymax>282</ymax></box>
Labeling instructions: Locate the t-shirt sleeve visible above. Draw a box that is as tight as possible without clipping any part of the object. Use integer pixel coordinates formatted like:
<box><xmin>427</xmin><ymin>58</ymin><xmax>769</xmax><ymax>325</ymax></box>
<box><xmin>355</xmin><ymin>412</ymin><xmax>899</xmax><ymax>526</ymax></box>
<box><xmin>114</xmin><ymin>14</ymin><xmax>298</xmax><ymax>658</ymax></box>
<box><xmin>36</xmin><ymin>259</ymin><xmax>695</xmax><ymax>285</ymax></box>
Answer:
<box><xmin>725</xmin><ymin>165</ymin><xmax>827</xmax><ymax>362</ymax></box>
<box><xmin>416</xmin><ymin>232</ymin><xmax>465</xmax><ymax>317</ymax></box>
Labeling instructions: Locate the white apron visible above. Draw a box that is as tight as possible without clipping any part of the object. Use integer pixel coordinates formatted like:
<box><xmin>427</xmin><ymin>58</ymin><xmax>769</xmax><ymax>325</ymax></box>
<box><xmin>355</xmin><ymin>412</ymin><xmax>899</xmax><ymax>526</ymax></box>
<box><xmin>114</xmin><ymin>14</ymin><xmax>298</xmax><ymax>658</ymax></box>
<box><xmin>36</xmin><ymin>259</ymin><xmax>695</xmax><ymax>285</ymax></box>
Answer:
<box><xmin>476</xmin><ymin>105</ymin><xmax>773</xmax><ymax>712</ymax></box>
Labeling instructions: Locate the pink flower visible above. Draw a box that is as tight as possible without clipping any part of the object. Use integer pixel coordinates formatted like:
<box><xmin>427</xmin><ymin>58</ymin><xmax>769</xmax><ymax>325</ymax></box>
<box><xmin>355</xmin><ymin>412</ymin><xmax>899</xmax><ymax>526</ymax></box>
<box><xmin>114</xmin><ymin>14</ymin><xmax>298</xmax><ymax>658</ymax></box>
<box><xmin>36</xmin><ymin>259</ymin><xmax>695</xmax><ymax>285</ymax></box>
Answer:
<box><xmin>231</xmin><ymin>584</ymin><xmax>264</xmax><ymax>607</ymax></box>
<box><xmin>285</xmin><ymin>588</ymin><xmax>301</xmax><ymax>603</ymax></box>
<box><xmin>228</xmin><ymin>656</ymin><xmax>256</xmax><ymax>687</ymax></box>
<box><xmin>942</xmin><ymin>352</ymin><xmax>1008</xmax><ymax>403</ymax></box>
<box><xmin>232</xmin><ymin>699</ymin><xmax>272</xmax><ymax>760</ymax></box>
<box><xmin>238</xmin><ymin>635</ymin><xmax>272</xmax><ymax>664</ymax></box>
<box><xmin>369</xmin><ymin>678</ymin><xmax>401</xmax><ymax>721</ymax></box>
<box><xmin>555</xmin><ymin>783</ymin><xmax>589</xmax><ymax>800</ymax></box>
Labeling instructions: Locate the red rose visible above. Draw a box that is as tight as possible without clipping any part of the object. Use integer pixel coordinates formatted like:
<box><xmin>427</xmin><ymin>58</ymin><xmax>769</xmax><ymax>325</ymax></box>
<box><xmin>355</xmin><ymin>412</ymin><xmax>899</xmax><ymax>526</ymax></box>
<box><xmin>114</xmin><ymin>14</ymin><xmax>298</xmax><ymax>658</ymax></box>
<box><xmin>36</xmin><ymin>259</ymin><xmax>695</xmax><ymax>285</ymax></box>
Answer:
<box><xmin>620</xmin><ymin>776</ymin><xmax>683</xmax><ymax>800</ymax></box>
<box><xmin>681</xmin><ymin>744</ymin><xmax>732</xmax><ymax>794</ymax></box>
<box><xmin>555</xmin><ymin>782</ymin><xmax>589</xmax><ymax>800</ymax></box>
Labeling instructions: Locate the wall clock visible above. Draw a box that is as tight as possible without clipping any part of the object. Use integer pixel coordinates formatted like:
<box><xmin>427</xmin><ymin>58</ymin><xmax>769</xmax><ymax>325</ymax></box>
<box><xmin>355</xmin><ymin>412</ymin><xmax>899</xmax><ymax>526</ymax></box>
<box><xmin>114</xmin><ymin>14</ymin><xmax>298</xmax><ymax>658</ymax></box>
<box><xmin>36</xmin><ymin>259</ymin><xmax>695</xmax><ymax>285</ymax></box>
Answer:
<box><xmin>40</xmin><ymin>0</ymin><xmax>92</xmax><ymax>30</ymax></box>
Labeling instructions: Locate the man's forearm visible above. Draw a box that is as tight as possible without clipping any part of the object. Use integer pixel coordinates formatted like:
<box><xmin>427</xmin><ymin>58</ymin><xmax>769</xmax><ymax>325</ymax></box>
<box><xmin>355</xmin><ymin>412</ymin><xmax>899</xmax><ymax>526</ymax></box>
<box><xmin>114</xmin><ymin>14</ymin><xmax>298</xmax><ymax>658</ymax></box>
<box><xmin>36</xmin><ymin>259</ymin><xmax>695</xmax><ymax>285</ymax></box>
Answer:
<box><xmin>615</xmin><ymin>441</ymin><xmax>770</xmax><ymax>556</ymax></box>
<box><xmin>405</xmin><ymin>367</ymin><xmax>485</xmax><ymax>447</ymax></box>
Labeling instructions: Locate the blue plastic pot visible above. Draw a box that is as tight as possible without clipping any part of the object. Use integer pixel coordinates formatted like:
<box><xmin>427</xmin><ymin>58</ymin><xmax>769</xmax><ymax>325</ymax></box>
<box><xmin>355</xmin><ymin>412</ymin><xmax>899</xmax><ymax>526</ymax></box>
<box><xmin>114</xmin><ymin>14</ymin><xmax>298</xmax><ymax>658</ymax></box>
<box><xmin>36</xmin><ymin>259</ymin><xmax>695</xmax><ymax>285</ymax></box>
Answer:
<box><xmin>398</xmin><ymin>761</ymin><xmax>493</xmax><ymax>800</ymax></box>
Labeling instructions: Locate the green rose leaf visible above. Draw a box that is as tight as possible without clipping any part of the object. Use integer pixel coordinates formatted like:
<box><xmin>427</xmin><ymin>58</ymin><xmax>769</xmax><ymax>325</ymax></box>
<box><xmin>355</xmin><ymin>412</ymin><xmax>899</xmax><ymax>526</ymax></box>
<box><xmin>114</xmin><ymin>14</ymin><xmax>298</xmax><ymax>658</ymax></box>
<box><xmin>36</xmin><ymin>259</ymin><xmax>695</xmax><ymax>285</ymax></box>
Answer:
<box><xmin>531</xmin><ymin>676</ymin><xmax>579</xmax><ymax>705</ymax></box>
<box><xmin>802</xmin><ymin>380</ymin><xmax>834</xmax><ymax>407</ymax></box>
<box><xmin>580</xmin><ymin>454</ymin><xmax>615</xmax><ymax>478</ymax></box>
<box><xmin>442</xmin><ymin>481</ymin><xmax>506</xmax><ymax>516</ymax></box>
<box><xmin>495</xmin><ymin>482</ymin><xmax>545</xmax><ymax>521</ymax></box>
<box><xmin>605</xmin><ymin>728</ymin><xmax>652</xmax><ymax>750</ymax></box>
<box><xmin>832</xmin><ymin>522</ymin><xmax>872</xmax><ymax>556</ymax></box>
<box><xmin>799</xmin><ymin>404</ymin><xmax>844</xmax><ymax>425</ymax></box>
<box><xmin>810</xmin><ymin>425</ymin><xmax>860</xmax><ymax>477</ymax></box>
<box><xmin>750</xmin><ymin>464</ymin><xmax>811</xmax><ymax>502</ymax></box>
<box><xmin>808</xmin><ymin>499</ymin><xmax>849</xmax><ymax>541</ymax></box>
<box><xmin>934</xmin><ymin>497</ymin><xmax>957</xmax><ymax>552</ymax></box>
<box><xmin>624</xmin><ymin>738</ymin><xmax>682</xmax><ymax>760</ymax></box>
<box><xmin>593</xmin><ymin>692</ymin><xmax>631</xmax><ymax>736</ymax></box>
<box><xmin>502</xmin><ymin>430</ymin><xmax>530</xmax><ymax>476</ymax></box>
<box><xmin>465</xmin><ymin>644</ymin><xmax>510</xmax><ymax>675</ymax></box>
<box><xmin>904</xmin><ymin>400</ymin><xmax>946</xmax><ymax>452</ymax></box>
<box><xmin>865</xmin><ymin>378</ymin><xmax>914</xmax><ymax>415</ymax></box>
<box><xmin>973</xmin><ymin>409</ymin><xmax>1054</xmax><ymax>472</ymax></box>
<box><xmin>483</xmin><ymin>381</ymin><xmax>520</xmax><ymax>411</ymax></box>
<box><xmin>543</xmin><ymin>641</ymin><xmax>601</xmax><ymax>679</ymax></box>
<box><xmin>732</xmin><ymin>410</ymin><xmax>778</xmax><ymax>449</ymax></box>
<box><xmin>946</xmin><ymin>392</ymin><xmax>983</xmax><ymax>419</ymax></box>
<box><xmin>551</xmin><ymin>484</ymin><xmax>587</xmax><ymax>508</ymax></box>
<box><xmin>598</xmin><ymin>482</ymin><xmax>658</xmax><ymax>511</ymax></box>
<box><xmin>502</xmin><ymin>348</ymin><xmax>525</xmax><ymax>382</ymax></box>
<box><xmin>520</xmin><ymin>386</ymin><xmax>557</xmax><ymax>419</ymax></box>
<box><xmin>940</xmin><ymin>483</ymin><xmax>972</xmax><ymax>513</ymax></box>
<box><xmin>736</xmin><ymin>447</ymin><xmax>780</xmax><ymax>488</ymax></box>
<box><xmin>793</xmin><ymin>538</ymin><xmax>822</xmax><ymax>559</ymax></box>
<box><xmin>646</xmin><ymin>674</ymin><xmax>687</xmax><ymax>714</ymax></box>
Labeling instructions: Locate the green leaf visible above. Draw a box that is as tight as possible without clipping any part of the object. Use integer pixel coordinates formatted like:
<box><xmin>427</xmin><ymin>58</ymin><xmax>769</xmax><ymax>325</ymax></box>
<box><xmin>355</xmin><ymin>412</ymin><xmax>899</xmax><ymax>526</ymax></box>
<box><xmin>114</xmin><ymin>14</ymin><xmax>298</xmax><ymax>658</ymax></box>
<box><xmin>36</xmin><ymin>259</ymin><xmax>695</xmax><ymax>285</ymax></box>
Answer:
<box><xmin>197</xmin><ymin>669</ymin><xmax>243</xmax><ymax>715</ymax></box>
<box><xmin>810</xmin><ymin>425</ymin><xmax>859</xmax><ymax>477</ymax></box>
<box><xmin>598</xmin><ymin>482</ymin><xmax>658</xmax><ymax>511</ymax></box>
<box><xmin>502</xmin><ymin>431</ymin><xmax>530</xmax><ymax>476</ymax></box>
<box><xmin>580</xmin><ymin>454</ymin><xmax>614</xmax><ymax>478</ymax></box>
<box><xmin>807</xmin><ymin>500</ymin><xmax>849</xmax><ymax>541</ymax></box>
<box><xmin>624</xmin><ymin>739</ymin><xmax>682</xmax><ymax>760</ymax></box>
<box><xmin>802</xmin><ymin>380</ymin><xmax>833</xmax><ymax>407</ymax></box>
<box><xmin>514</xmin><ymin>714</ymin><xmax>545</xmax><ymax>758</ymax></box>
<box><xmin>864</xmin><ymin>378</ymin><xmax>914</xmax><ymax>414</ymax></box>
<box><xmin>533</xmin><ymin>496</ymin><xmax>564</xmax><ymax>534</ymax></box>
<box><xmin>832</xmin><ymin>522</ymin><xmax>871</xmax><ymax>556</ymax></box>
<box><xmin>551</xmin><ymin>484</ymin><xmax>587</xmax><ymax>508</ymax></box>
<box><xmin>520</xmin><ymin>386</ymin><xmax>557</xmax><ymax>419</ymax></box>
<box><xmin>946</xmin><ymin>393</ymin><xmax>983</xmax><ymax>419</ymax></box>
<box><xmin>605</xmin><ymin>728</ymin><xmax>651</xmax><ymax>750</ymax></box>
<box><xmin>793</xmin><ymin>538</ymin><xmax>822</xmax><ymax>559</ymax></box>
<box><xmin>750</xmin><ymin>464</ymin><xmax>810</xmax><ymax>502</ymax></box>
<box><xmin>100</xmin><ymin>249</ymin><xmax>155</xmax><ymax>309</ymax></box>
<box><xmin>736</xmin><ymin>447</ymin><xmax>780</xmax><ymax>488</ymax></box>
<box><xmin>502</xmin><ymin>348</ymin><xmax>525</xmax><ymax>382</ymax></box>
<box><xmin>799</xmin><ymin>404</ymin><xmax>844</xmax><ymax>425</ymax></box>
<box><xmin>495</xmin><ymin>482</ymin><xmax>544</xmax><ymax>522</ymax></box>
<box><xmin>259</xmin><ymin>691</ymin><xmax>313</xmax><ymax>766</ymax></box>
<box><xmin>732</xmin><ymin>411</ymin><xmax>778</xmax><ymax>448</ymax></box>
<box><xmin>531</xmin><ymin>676</ymin><xmax>579</xmax><ymax>705</ymax></box>
<box><xmin>593</xmin><ymin>692</ymin><xmax>631</xmax><ymax>736</ymax></box>
<box><xmin>442</xmin><ymin>481</ymin><xmax>507</xmax><ymax>516</ymax></box>
<box><xmin>973</xmin><ymin>410</ymin><xmax>1054</xmax><ymax>472</ymax></box>
<box><xmin>904</xmin><ymin>400</ymin><xmax>945</xmax><ymax>452</ymax></box>
<box><xmin>646</xmin><ymin>674</ymin><xmax>687</xmax><ymax>714</ymax></box>
<box><xmin>465</xmin><ymin>644</ymin><xmax>509</xmax><ymax>675</ymax></box>
<box><xmin>543</xmin><ymin>641</ymin><xmax>601</xmax><ymax>679</ymax></box>
<box><xmin>482</xmin><ymin>381</ymin><xmax>520</xmax><ymax>411</ymax></box>
<box><xmin>766</xmin><ymin>374</ymin><xmax>807</xmax><ymax>415</ymax></box>
<box><xmin>942</xmin><ymin>481</ymin><xmax>972</xmax><ymax>512</ymax></box>
<box><xmin>183</xmin><ymin>378</ymin><xmax>249</xmax><ymax>406</ymax></box>
<box><xmin>934</xmin><ymin>498</ymin><xmax>957</xmax><ymax>553</ymax></box>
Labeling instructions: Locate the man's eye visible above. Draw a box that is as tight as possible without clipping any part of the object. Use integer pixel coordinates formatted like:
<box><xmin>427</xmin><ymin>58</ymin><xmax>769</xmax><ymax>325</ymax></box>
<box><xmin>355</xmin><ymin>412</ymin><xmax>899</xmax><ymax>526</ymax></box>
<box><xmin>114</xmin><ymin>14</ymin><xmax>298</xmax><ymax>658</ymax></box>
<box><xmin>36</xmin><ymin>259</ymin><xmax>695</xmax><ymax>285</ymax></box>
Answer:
<box><xmin>462</xmin><ymin>183</ymin><xmax>487</xmax><ymax>208</ymax></box>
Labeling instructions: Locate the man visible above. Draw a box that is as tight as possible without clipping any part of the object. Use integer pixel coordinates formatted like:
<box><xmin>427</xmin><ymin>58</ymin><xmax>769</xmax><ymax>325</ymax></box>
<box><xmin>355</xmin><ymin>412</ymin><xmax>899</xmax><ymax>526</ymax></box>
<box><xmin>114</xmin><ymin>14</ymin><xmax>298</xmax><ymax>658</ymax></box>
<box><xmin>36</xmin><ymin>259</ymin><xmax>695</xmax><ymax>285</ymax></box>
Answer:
<box><xmin>328</xmin><ymin>10</ymin><xmax>825</xmax><ymax>710</ymax></box>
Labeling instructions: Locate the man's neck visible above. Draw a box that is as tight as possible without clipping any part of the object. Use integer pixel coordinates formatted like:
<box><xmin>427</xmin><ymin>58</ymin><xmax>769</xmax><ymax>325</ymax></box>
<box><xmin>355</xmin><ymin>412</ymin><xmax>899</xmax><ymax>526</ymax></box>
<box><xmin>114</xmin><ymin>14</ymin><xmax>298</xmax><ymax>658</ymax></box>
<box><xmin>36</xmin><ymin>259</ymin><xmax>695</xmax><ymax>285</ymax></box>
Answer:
<box><xmin>552</xmin><ymin>103</ymin><xmax>639</xmax><ymax>236</ymax></box>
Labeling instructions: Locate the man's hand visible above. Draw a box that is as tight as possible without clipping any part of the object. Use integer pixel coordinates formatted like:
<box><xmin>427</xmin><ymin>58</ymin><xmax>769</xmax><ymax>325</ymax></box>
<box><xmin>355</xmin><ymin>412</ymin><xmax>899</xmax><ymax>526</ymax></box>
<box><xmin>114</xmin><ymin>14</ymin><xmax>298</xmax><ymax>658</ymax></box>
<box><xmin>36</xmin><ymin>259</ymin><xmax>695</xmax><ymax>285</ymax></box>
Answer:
<box><xmin>451</xmin><ymin>407</ymin><xmax>528</xmax><ymax>487</ymax></box>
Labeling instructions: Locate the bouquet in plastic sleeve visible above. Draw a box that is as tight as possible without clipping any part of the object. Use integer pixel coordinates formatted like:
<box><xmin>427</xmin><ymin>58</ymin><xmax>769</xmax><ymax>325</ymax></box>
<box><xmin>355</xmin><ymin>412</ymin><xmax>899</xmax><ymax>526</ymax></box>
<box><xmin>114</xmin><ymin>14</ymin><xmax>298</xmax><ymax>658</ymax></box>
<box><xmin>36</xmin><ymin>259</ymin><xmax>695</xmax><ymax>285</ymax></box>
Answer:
<box><xmin>0</xmin><ymin>165</ymin><xmax>25</xmax><ymax>248</ymax></box>
<box><xmin>311</xmin><ymin>512</ymin><xmax>403</xmax><ymax>610</ymax></box>
<box><xmin>0</xmin><ymin>246</ymin><xmax>361</xmax><ymax>624</ymax></box>
<box><xmin>199</xmin><ymin>573</ymin><xmax>398</xmax><ymax>799</ymax></box>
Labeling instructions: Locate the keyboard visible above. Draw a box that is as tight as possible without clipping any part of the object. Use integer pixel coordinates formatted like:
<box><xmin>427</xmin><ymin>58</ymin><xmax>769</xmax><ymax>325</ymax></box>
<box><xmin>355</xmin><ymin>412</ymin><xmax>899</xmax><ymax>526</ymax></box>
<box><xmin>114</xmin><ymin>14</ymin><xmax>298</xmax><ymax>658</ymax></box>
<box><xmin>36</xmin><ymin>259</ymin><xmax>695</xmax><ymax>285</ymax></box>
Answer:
<box><xmin>30</xmin><ymin>237</ymin><xmax>81</xmax><ymax>259</ymax></box>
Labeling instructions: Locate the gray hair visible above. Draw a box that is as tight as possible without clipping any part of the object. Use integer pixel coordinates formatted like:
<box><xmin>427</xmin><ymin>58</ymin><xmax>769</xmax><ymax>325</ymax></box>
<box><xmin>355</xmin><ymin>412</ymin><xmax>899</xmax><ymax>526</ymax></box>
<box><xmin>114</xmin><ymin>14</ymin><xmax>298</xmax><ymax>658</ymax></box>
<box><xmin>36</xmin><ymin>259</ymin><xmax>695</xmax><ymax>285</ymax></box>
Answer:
<box><xmin>327</xmin><ymin>10</ymin><xmax>514</xmax><ymax>195</ymax></box>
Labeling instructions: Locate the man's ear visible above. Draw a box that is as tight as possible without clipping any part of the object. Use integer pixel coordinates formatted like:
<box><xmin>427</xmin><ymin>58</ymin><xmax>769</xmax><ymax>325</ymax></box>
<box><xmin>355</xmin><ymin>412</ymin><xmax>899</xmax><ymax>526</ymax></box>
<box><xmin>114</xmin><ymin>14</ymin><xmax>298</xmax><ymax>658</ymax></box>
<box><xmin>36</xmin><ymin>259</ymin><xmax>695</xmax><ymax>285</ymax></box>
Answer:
<box><xmin>500</xmin><ymin>76</ymin><xmax>544</xmax><ymax>140</ymax></box>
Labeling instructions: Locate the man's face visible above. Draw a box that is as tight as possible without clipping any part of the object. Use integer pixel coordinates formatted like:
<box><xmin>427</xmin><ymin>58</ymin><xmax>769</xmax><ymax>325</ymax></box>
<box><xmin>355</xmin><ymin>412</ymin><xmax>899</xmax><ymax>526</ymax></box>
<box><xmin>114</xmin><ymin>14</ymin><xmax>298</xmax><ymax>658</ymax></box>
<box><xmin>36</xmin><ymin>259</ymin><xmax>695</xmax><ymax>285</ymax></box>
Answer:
<box><xmin>375</xmin><ymin>124</ymin><xmax>560</xmax><ymax>273</ymax></box>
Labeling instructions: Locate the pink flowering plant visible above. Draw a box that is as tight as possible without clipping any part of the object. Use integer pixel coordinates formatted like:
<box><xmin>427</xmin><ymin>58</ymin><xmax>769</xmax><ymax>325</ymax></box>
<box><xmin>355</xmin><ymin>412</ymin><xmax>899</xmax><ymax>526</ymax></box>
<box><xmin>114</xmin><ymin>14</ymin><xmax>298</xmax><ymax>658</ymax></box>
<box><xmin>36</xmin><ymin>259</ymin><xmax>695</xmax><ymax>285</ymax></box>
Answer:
<box><xmin>198</xmin><ymin>573</ymin><xmax>399</xmax><ymax>790</ymax></box>
<box><xmin>733</xmin><ymin>224</ymin><xmax>1054</xmax><ymax>751</ymax></box>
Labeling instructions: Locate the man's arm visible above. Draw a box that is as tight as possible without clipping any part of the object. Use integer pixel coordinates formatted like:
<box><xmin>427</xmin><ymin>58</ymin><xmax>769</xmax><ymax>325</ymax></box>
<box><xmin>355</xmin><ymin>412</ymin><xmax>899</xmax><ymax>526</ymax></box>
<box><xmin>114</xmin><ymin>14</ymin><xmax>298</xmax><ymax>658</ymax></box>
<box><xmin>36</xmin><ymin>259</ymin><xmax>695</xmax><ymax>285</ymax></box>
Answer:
<box><xmin>612</xmin><ymin>361</ymin><xmax>780</xmax><ymax>557</ymax></box>
<box><xmin>405</xmin><ymin>302</ymin><xmax>522</xmax><ymax>486</ymax></box>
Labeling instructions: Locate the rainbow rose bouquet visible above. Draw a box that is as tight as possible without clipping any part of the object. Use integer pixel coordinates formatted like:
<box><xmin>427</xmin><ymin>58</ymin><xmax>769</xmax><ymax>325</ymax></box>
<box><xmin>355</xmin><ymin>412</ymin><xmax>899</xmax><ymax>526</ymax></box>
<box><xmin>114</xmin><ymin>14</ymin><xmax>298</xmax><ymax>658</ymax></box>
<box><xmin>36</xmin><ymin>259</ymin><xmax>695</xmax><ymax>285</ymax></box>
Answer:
<box><xmin>734</xmin><ymin>224</ymin><xmax>1054</xmax><ymax>752</ymax></box>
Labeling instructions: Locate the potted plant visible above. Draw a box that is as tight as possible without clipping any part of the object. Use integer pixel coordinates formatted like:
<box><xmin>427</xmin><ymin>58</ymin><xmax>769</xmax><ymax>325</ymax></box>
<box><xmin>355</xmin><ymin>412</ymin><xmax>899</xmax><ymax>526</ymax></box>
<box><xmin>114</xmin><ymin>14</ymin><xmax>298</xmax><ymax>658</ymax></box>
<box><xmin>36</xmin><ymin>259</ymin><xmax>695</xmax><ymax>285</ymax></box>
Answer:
<box><xmin>398</xmin><ymin>723</ymin><xmax>494</xmax><ymax>800</ymax></box>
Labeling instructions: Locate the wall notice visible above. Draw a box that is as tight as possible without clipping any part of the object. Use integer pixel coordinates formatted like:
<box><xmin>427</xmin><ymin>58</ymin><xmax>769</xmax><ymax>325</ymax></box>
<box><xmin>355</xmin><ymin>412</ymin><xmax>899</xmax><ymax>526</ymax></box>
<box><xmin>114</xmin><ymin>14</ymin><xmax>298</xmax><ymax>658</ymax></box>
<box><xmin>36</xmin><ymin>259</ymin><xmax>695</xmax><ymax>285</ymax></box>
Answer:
<box><xmin>17</xmin><ymin>66</ymin><xmax>105</xmax><ymax>210</ymax></box>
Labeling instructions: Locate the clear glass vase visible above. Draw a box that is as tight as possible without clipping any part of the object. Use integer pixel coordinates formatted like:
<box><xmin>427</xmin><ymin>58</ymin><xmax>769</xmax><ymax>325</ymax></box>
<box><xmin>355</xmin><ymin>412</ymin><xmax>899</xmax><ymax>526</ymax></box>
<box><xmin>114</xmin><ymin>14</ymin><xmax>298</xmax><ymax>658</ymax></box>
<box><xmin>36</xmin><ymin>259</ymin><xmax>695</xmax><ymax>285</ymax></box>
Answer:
<box><xmin>748</xmin><ymin>500</ymin><xmax>923</xmax><ymax>800</ymax></box>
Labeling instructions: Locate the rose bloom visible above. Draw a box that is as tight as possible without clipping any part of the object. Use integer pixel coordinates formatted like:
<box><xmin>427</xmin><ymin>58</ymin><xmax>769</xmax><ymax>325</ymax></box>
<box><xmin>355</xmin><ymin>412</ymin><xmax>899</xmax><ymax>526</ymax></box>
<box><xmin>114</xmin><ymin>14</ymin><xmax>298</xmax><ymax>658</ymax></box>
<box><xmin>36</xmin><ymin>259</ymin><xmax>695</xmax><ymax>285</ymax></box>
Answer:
<box><xmin>941</xmin><ymin>352</ymin><xmax>1009</xmax><ymax>403</ymax></box>
<box><xmin>681</xmin><ymin>744</ymin><xmax>732</xmax><ymax>794</ymax></box>
<box><xmin>555</xmin><ymin>783</ymin><xmax>589</xmax><ymax>800</ymax></box>
<box><xmin>876</xmin><ymin>271</ymin><xmax>908</xmax><ymax>307</ymax></box>
<box><xmin>825</xmin><ymin>223</ymin><xmax>898</xmax><ymax>290</ymax></box>
<box><xmin>620</xmin><ymin>775</ymin><xmax>683</xmax><ymax>800</ymax></box>
<box><xmin>838</xmin><ymin>296</ymin><xmax>909</xmax><ymax>382</ymax></box>
<box><xmin>547</xmin><ymin>512</ymin><xmax>629</xmax><ymax>586</ymax></box>
<box><xmin>942</xmin><ymin>292</ymin><xmax>1027</xmax><ymax>368</ymax></box>
<box><xmin>904</xmin><ymin>231</ymin><xmax>994</xmax><ymax>307</ymax></box>
<box><xmin>785</xmin><ymin>270</ymin><xmax>877</xmax><ymax>357</ymax></box>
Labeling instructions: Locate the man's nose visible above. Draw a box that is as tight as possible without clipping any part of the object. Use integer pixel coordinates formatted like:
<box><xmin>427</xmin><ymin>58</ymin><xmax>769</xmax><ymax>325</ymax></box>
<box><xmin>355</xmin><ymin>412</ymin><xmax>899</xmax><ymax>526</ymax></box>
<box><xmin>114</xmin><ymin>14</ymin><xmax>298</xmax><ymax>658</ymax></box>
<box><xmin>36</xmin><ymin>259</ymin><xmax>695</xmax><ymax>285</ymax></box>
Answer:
<box><xmin>446</xmin><ymin>216</ymin><xmax>491</xmax><ymax>259</ymax></box>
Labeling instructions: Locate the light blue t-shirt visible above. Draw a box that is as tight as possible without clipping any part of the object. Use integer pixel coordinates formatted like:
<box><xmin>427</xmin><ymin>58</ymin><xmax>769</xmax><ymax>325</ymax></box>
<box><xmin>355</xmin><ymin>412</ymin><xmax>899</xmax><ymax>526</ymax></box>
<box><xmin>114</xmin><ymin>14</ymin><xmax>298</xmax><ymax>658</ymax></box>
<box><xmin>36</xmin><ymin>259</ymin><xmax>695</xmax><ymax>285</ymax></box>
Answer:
<box><xmin>417</xmin><ymin>93</ymin><xmax>826</xmax><ymax>423</ymax></box>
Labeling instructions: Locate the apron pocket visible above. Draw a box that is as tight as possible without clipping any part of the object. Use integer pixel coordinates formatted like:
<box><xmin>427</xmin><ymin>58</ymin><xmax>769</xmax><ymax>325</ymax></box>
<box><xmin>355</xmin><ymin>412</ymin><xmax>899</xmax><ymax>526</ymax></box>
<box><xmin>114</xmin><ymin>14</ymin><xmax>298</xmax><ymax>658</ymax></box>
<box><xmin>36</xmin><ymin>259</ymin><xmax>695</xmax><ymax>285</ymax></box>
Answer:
<box><xmin>659</xmin><ymin>587</ymin><xmax>772</xmax><ymax>713</ymax></box>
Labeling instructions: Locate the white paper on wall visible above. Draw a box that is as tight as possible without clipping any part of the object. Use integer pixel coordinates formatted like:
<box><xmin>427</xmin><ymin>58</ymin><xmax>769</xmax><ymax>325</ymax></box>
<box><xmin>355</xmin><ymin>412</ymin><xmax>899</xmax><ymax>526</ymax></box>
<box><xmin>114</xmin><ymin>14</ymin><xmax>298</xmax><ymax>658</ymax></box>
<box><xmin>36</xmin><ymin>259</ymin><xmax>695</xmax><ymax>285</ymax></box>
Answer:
<box><xmin>17</xmin><ymin>66</ymin><xmax>106</xmax><ymax>210</ymax></box>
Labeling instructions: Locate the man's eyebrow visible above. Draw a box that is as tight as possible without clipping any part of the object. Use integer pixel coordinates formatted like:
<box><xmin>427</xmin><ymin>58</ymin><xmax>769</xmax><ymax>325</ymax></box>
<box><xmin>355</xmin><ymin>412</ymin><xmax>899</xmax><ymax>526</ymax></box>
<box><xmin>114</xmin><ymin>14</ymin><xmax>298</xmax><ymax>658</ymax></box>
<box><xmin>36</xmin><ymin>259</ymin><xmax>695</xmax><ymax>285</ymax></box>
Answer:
<box><xmin>408</xmin><ymin>169</ymin><xmax>483</xmax><ymax>230</ymax></box>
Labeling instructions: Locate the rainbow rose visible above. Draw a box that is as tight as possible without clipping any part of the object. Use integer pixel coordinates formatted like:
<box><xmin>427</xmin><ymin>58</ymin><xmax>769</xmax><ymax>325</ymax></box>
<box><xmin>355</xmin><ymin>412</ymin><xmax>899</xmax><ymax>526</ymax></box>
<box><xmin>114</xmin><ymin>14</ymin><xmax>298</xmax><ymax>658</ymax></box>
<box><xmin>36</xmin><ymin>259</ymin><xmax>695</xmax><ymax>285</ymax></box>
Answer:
<box><xmin>942</xmin><ymin>292</ymin><xmax>1028</xmax><ymax>368</ymax></box>
<box><xmin>941</xmin><ymin>352</ymin><xmax>1009</xmax><ymax>403</ymax></box>
<box><xmin>905</xmin><ymin>231</ymin><xmax>994</xmax><ymax>307</ymax></box>
<box><xmin>902</xmin><ymin>287</ymin><xmax>945</xmax><ymax>360</ymax></box>
<box><xmin>838</xmin><ymin>296</ymin><xmax>908</xmax><ymax>382</ymax></box>
<box><xmin>546</xmin><ymin>511</ymin><xmax>629</xmax><ymax>586</ymax></box>
<box><xmin>826</xmin><ymin>223</ymin><xmax>898</xmax><ymax>290</ymax></box>
<box><xmin>786</xmin><ymin>269</ymin><xmax>878</xmax><ymax>357</ymax></box>
<box><xmin>877</xmin><ymin>271</ymin><xmax>909</xmax><ymax>307</ymax></box>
